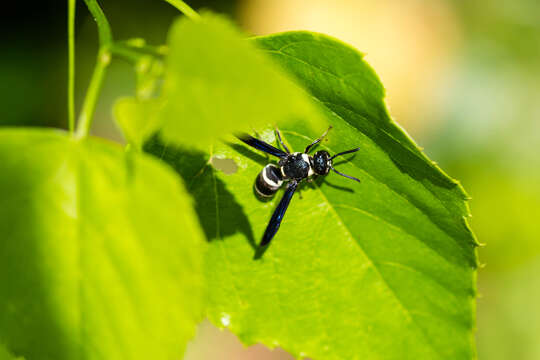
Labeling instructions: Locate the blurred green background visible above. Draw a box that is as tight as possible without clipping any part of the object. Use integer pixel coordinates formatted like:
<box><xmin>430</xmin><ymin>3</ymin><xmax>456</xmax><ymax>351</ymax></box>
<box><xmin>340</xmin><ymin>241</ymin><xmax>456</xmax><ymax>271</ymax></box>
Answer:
<box><xmin>2</xmin><ymin>0</ymin><xmax>539</xmax><ymax>359</ymax></box>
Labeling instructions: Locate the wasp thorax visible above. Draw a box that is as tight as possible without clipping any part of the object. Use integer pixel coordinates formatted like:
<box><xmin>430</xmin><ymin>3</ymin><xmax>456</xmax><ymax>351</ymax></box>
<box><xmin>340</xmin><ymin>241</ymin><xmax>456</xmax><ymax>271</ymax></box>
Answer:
<box><xmin>281</xmin><ymin>153</ymin><xmax>310</xmax><ymax>180</ymax></box>
<box><xmin>312</xmin><ymin>150</ymin><xmax>331</xmax><ymax>175</ymax></box>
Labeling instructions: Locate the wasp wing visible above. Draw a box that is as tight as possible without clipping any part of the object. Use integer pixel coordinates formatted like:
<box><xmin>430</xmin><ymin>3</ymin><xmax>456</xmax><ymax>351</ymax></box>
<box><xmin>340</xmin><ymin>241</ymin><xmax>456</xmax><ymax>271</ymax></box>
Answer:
<box><xmin>260</xmin><ymin>180</ymin><xmax>298</xmax><ymax>247</ymax></box>
<box><xmin>236</xmin><ymin>133</ymin><xmax>288</xmax><ymax>158</ymax></box>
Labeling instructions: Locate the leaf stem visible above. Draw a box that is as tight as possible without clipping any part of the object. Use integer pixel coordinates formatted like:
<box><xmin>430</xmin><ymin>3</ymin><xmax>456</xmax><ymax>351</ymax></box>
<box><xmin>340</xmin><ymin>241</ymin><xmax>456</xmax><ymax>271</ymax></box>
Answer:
<box><xmin>109</xmin><ymin>44</ymin><xmax>145</xmax><ymax>64</ymax></box>
<box><xmin>109</xmin><ymin>42</ymin><xmax>166</xmax><ymax>64</ymax></box>
<box><xmin>75</xmin><ymin>50</ymin><xmax>111</xmax><ymax>138</ymax></box>
<box><xmin>162</xmin><ymin>0</ymin><xmax>200</xmax><ymax>20</ymax></box>
<box><xmin>83</xmin><ymin>0</ymin><xmax>112</xmax><ymax>47</ymax></box>
<box><xmin>75</xmin><ymin>0</ymin><xmax>113</xmax><ymax>138</ymax></box>
<box><xmin>116</xmin><ymin>39</ymin><xmax>168</xmax><ymax>57</ymax></box>
<box><xmin>67</xmin><ymin>0</ymin><xmax>76</xmax><ymax>133</ymax></box>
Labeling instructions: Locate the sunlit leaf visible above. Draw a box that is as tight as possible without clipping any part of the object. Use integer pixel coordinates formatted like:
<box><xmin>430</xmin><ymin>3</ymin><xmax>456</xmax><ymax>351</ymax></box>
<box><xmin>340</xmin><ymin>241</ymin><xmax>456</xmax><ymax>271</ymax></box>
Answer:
<box><xmin>156</xmin><ymin>12</ymin><xmax>326</xmax><ymax>147</ymax></box>
<box><xmin>0</xmin><ymin>344</ymin><xmax>23</xmax><ymax>360</ymax></box>
<box><xmin>114</xmin><ymin>97</ymin><xmax>163</xmax><ymax>149</ymax></box>
<box><xmin>0</xmin><ymin>129</ymin><xmax>204</xmax><ymax>360</ymax></box>
<box><xmin>147</xmin><ymin>31</ymin><xmax>478</xmax><ymax>360</ymax></box>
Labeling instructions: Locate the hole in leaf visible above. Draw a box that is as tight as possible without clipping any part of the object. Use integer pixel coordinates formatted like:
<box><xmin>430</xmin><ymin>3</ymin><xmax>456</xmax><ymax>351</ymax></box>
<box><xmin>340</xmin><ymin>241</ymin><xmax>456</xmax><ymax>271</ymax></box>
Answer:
<box><xmin>210</xmin><ymin>156</ymin><xmax>238</xmax><ymax>175</ymax></box>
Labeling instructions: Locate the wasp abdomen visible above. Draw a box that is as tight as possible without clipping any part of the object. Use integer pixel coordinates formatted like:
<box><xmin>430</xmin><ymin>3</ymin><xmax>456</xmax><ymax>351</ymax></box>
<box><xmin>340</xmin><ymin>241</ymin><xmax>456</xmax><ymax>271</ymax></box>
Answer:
<box><xmin>255</xmin><ymin>164</ymin><xmax>284</xmax><ymax>197</ymax></box>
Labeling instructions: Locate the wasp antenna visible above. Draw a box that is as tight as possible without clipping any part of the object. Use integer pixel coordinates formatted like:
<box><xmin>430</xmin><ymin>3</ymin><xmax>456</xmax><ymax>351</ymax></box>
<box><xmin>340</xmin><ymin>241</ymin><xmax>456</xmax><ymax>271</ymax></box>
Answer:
<box><xmin>330</xmin><ymin>147</ymin><xmax>360</xmax><ymax>160</ymax></box>
<box><xmin>304</xmin><ymin>126</ymin><xmax>334</xmax><ymax>153</ymax></box>
<box><xmin>331</xmin><ymin>167</ymin><xmax>361</xmax><ymax>183</ymax></box>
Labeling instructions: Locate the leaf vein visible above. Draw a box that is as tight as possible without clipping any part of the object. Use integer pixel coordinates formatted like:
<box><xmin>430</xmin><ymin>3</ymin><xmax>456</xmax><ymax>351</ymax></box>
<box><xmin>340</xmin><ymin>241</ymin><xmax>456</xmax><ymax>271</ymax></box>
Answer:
<box><xmin>283</xmin><ymin>129</ymin><xmax>471</xmax><ymax>263</ymax></box>
<box><xmin>333</xmin><ymin>204</ymin><xmax>466</xmax><ymax>295</ymax></box>
<box><xmin>311</xmin><ymin>181</ymin><xmax>445</xmax><ymax>359</ymax></box>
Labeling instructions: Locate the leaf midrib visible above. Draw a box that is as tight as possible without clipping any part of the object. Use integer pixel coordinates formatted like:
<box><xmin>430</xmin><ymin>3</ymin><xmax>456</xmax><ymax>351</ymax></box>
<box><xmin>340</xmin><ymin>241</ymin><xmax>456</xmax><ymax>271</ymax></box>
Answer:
<box><xmin>310</xmin><ymin>176</ymin><xmax>443</xmax><ymax>359</ymax></box>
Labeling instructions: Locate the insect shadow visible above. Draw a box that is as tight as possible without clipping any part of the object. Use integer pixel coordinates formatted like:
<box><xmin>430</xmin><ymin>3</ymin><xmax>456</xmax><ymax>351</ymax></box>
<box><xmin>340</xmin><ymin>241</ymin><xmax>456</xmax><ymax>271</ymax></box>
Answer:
<box><xmin>227</xmin><ymin>143</ymin><xmax>268</xmax><ymax>167</ymax></box>
<box><xmin>316</xmin><ymin>177</ymin><xmax>355</xmax><ymax>193</ymax></box>
<box><xmin>145</xmin><ymin>136</ymin><xmax>257</xmax><ymax>250</ymax></box>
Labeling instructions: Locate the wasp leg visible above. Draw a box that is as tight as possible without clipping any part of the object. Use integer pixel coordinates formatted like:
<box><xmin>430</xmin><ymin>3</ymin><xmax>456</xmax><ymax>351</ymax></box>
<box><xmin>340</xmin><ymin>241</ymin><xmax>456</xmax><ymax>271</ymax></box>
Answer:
<box><xmin>274</xmin><ymin>127</ymin><xmax>291</xmax><ymax>154</ymax></box>
<box><xmin>304</xmin><ymin>126</ymin><xmax>333</xmax><ymax>153</ymax></box>
<box><xmin>236</xmin><ymin>133</ymin><xmax>288</xmax><ymax>158</ymax></box>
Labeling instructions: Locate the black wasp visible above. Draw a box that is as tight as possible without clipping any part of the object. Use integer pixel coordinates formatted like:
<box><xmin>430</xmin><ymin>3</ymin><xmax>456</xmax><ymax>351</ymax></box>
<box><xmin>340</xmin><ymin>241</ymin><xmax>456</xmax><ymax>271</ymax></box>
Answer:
<box><xmin>237</xmin><ymin>126</ymin><xmax>361</xmax><ymax>248</ymax></box>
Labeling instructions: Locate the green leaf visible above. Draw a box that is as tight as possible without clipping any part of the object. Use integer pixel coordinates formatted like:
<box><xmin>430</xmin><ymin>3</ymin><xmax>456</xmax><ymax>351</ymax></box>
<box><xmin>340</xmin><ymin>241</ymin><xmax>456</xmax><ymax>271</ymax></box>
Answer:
<box><xmin>156</xmin><ymin>12</ymin><xmax>326</xmax><ymax>147</ymax></box>
<box><xmin>114</xmin><ymin>97</ymin><xmax>163</xmax><ymax>149</ymax></box>
<box><xmin>0</xmin><ymin>344</ymin><xmax>23</xmax><ymax>360</ymax></box>
<box><xmin>146</xmin><ymin>31</ymin><xmax>478</xmax><ymax>360</ymax></box>
<box><xmin>0</xmin><ymin>129</ymin><xmax>204</xmax><ymax>360</ymax></box>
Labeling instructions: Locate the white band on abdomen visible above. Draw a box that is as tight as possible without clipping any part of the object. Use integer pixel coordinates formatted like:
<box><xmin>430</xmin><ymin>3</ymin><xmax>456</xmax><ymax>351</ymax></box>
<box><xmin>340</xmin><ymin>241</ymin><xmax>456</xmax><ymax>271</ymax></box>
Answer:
<box><xmin>262</xmin><ymin>165</ymin><xmax>282</xmax><ymax>189</ymax></box>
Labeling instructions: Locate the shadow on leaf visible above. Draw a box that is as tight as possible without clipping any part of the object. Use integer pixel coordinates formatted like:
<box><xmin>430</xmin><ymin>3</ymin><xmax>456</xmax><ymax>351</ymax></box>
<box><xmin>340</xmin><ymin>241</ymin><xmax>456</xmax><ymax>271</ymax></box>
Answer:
<box><xmin>144</xmin><ymin>136</ymin><xmax>256</xmax><ymax>250</ymax></box>
<box><xmin>318</xmin><ymin>177</ymin><xmax>355</xmax><ymax>193</ymax></box>
<box><xmin>226</xmin><ymin>142</ymin><xmax>269</xmax><ymax>167</ymax></box>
